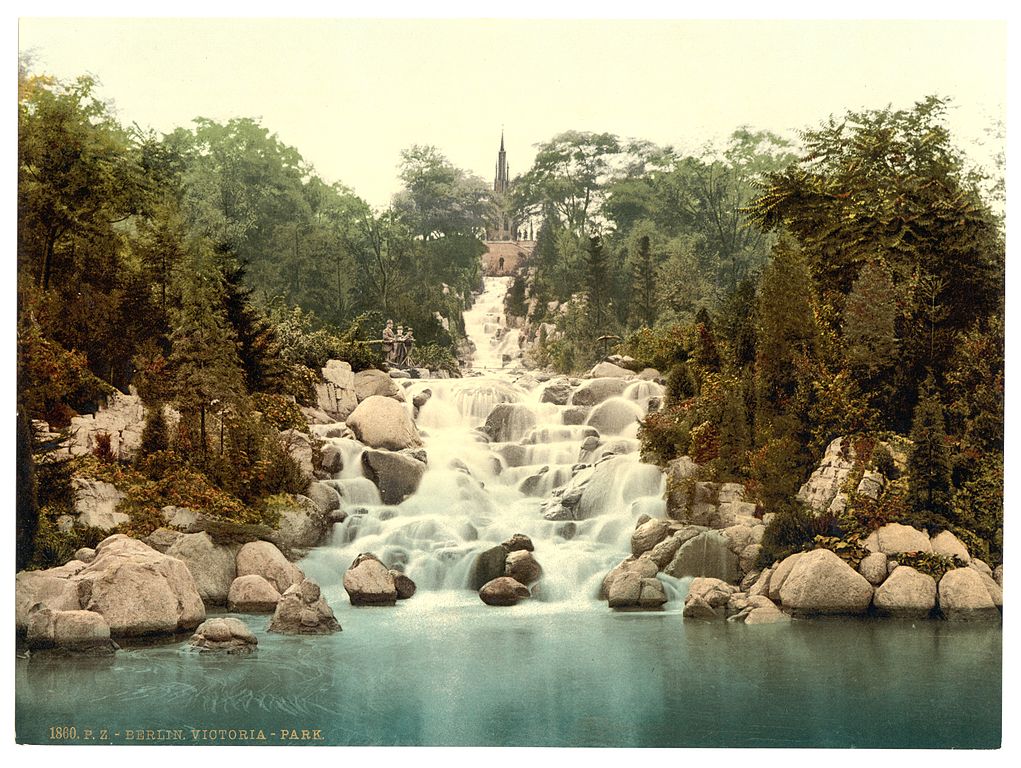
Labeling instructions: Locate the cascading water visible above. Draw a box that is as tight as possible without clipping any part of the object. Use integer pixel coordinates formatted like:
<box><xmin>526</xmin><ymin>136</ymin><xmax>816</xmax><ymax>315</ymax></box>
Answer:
<box><xmin>300</xmin><ymin>276</ymin><xmax>683</xmax><ymax>609</ymax></box>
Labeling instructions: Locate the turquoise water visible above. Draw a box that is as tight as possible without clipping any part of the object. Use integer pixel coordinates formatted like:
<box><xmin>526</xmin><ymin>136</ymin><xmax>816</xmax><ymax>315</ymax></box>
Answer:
<box><xmin>15</xmin><ymin>596</ymin><xmax>1001</xmax><ymax>748</ymax></box>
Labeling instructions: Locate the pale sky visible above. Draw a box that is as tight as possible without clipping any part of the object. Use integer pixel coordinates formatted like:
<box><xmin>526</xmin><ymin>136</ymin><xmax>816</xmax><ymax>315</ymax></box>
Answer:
<box><xmin>17</xmin><ymin>17</ymin><xmax>1008</xmax><ymax>209</ymax></box>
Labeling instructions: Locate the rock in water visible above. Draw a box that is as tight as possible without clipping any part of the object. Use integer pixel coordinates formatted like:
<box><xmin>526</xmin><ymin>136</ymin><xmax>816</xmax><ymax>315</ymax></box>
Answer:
<box><xmin>227</xmin><ymin>574</ymin><xmax>282</xmax><ymax>613</ymax></box>
<box><xmin>479</xmin><ymin>577</ymin><xmax>530</xmax><ymax>606</ymax></box>
<box><xmin>391</xmin><ymin>571</ymin><xmax>417</xmax><ymax>600</ymax></box>
<box><xmin>343</xmin><ymin>554</ymin><xmax>398</xmax><ymax>605</ymax></box>
<box><xmin>589</xmin><ymin>361</ymin><xmax>635</xmax><ymax>379</ymax></box>
<box><xmin>938</xmin><ymin>568</ymin><xmax>1000</xmax><ymax>620</ymax></box>
<box><xmin>777</xmin><ymin>549</ymin><xmax>873</xmax><ymax>615</ymax></box>
<box><xmin>505</xmin><ymin>550</ymin><xmax>542</xmax><ymax>586</ymax></box>
<box><xmin>873</xmin><ymin>566</ymin><xmax>937</xmax><ymax>618</ymax></box>
<box><xmin>347</xmin><ymin>395</ymin><xmax>422</xmax><ymax>450</ymax></box>
<box><xmin>470</xmin><ymin>545</ymin><xmax>510</xmax><ymax>590</ymax></box>
<box><xmin>272</xmin><ymin>494</ymin><xmax>330</xmax><ymax>551</ymax></box>
<box><xmin>483</xmin><ymin>403</ymin><xmax>537</xmax><ymax>442</ymax></box>
<box><xmin>235</xmin><ymin>541</ymin><xmax>304</xmax><ymax>595</ymax></box>
<box><xmin>665</xmin><ymin>530</ymin><xmax>739</xmax><ymax>583</ymax></box>
<box><xmin>585</xmin><ymin>398</ymin><xmax>644</xmax><ymax>436</ymax></box>
<box><xmin>361</xmin><ymin>449</ymin><xmax>426</xmax><ymax>504</ymax></box>
<box><xmin>269</xmin><ymin>579</ymin><xmax>341</xmax><ymax>634</ymax></box>
<box><xmin>190</xmin><ymin>617</ymin><xmax>258</xmax><ymax>653</ymax></box>
<box><xmin>166</xmin><ymin>532</ymin><xmax>237</xmax><ymax>606</ymax></box>
<box><xmin>570</xmin><ymin>377</ymin><xmax>630</xmax><ymax>407</ymax></box>
<box><xmin>631</xmin><ymin>518</ymin><xmax>672</xmax><ymax>557</ymax></box>
<box><xmin>353</xmin><ymin>369</ymin><xmax>405</xmax><ymax>402</ymax></box>
<box><xmin>26</xmin><ymin>608</ymin><xmax>116</xmax><ymax>655</ymax></box>
<box><xmin>502</xmin><ymin>534</ymin><xmax>534</xmax><ymax>552</ymax></box>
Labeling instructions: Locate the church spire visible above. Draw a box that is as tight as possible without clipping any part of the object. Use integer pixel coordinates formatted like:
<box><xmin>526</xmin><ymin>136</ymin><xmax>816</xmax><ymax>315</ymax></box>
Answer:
<box><xmin>494</xmin><ymin>129</ymin><xmax>509</xmax><ymax>194</ymax></box>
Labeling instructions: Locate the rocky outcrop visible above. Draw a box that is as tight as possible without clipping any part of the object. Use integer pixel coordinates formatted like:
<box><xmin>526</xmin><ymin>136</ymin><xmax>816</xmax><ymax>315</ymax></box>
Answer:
<box><xmin>479</xmin><ymin>577</ymin><xmax>530</xmax><ymax>606</ymax></box>
<box><xmin>539</xmin><ymin>377</ymin><xmax>574</xmax><ymax>405</ymax></box>
<box><xmin>166</xmin><ymin>532</ymin><xmax>238</xmax><ymax>606</ymax></box>
<box><xmin>682</xmin><ymin>577</ymin><xmax>735</xmax><ymax>619</ymax></box>
<box><xmin>777</xmin><ymin>549</ymin><xmax>873</xmax><ymax>616</ymax></box>
<box><xmin>315</xmin><ymin>360</ymin><xmax>359</xmax><ymax>420</ymax></box>
<box><xmin>227</xmin><ymin>574</ymin><xmax>282</xmax><ymax>613</ymax></box>
<box><xmin>361</xmin><ymin>449</ymin><xmax>426</xmax><ymax>504</ymax></box>
<box><xmin>269</xmin><ymin>579</ymin><xmax>341</xmax><ymax>634</ymax></box>
<box><xmin>873</xmin><ymin>566</ymin><xmax>937</xmax><ymax>618</ymax></box>
<box><xmin>235</xmin><ymin>541</ymin><xmax>304</xmax><ymax>595</ymax></box>
<box><xmin>665</xmin><ymin>530</ymin><xmax>739</xmax><ymax>583</ymax></box>
<box><xmin>667</xmin><ymin>475</ymin><xmax>757</xmax><ymax>529</ymax></box>
<box><xmin>272</xmin><ymin>494</ymin><xmax>330</xmax><ymax>551</ymax></box>
<box><xmin>26</xmin><ymin>608</ymin><xmax>117</xmax><ymax>655</ymax></box>
<box><xmin>346</xmin><ymin>395</ymin><xmax>422</xmax><ymax>451</ymax></box>
<box><xmin>343</xmin><ymin>553</ymin><xmax>416</xmax><ymax>605</ymax></box>
<box><xmin>66</xmin><ymin>478</ymin><xmax>128</xmax><ymax>531</ymax></box>
<box><xmin>938</xmin><ymin>568</ymin><xmax>1000</xmax><ymax>620</ymax></box>
<box><xmin>631</xmin><ymin>518</ymin><xmax>672</xmax><ymax>557</ymax></box>
<box><xmin>67</xmin><ymin>390</ymin><xmax>150</xmax><ymax>462</ymax></box>
<box><xmin>470</xmin><ymin>535</ymin><xmax>540</xmax><ymax>590</ymax></box>
<box><xmin>190</xmin><ymin>617</ymin><xmax>258</xmax><ymax>653</ymax></box>
<box><xmin>483</xmin><ymin>403</ymin><xmax>537</xmax><ymax>442</ymax></box>
<box><xmin>570</xmin><ymin>377</ymin><xmax>630</xmax><ymax>407</ymax></box>
<box><xmin>796</xmin><ymin>437</ymin><xmax>857</xmax><ymax>514</ymax></box>
<box><xmin>601</xmin><ymin>555</ymin><xmax>659</xmax><ymax>600</ymax></box>
<box><xmin>353</xmin><ymin>369</ymin><xmax>405</xmax><ymax>402</ymax></box>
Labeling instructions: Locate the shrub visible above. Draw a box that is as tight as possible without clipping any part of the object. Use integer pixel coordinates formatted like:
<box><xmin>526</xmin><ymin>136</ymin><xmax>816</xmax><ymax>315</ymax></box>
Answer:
<box><xmin>29</xmin><ymin>507</ymin><xmax>109</xmax><ymax>570</ymax></box>
<box><xmin>638</xmin><ymin>408</ymin><xmax>691</xmax><ymax>465</ymax></box>
<box><xmin>757</xmin><ymin>502</ymin><xmax>815</xmax><ymax>567</ymax></box>
<box><xmin>412</xmin><ymin>343</ymin><xmax>460</xmax><ymax>376</ymax></box>
<box><xmin>250</xmin><ymin>393</ymin><xmax>308</xmax><ymax>432</ymax></box>
<box><xmin>893</xmin><ymin>551</ymin><xmax>967</xmax><ymax>581</ymax></box>
<box><xmin>284</xmin><ymin>364</ymin><xmax>320</xmax><ymax>407</ymax></box>
<box><xmin>665</xmin><ymin>363</ymin><xmax>695</xmax><ymax>404</ymax></box>
<box><xmin>137</xmin><ymin>404</ymin><xmax>171</xmax><ymax>459</ymax></box>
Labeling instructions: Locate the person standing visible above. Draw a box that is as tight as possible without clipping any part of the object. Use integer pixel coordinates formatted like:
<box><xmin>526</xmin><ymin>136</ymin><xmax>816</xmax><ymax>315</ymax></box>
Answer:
<box><xmin>382</xmin><ymin>319</ymin><xmax>396</xmax><ymax>364</ymax></box>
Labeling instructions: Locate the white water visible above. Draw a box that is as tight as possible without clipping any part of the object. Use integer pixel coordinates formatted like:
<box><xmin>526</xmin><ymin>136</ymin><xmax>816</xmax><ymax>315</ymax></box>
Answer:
<box><xmin>301</xmin><ymin>276</ymin><xmax>680</xmax><ymax>608</ymax></box>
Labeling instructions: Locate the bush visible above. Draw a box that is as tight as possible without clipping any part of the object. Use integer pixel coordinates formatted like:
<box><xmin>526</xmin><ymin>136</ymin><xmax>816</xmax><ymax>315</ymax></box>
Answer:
<box><xmin>616</xmin><ymin>325</ymin><xmax>688</xmax><ymax>372</ymax></box>
<box><xmin>29</xmin><ymin>507</ymin><xmax>108</xmax><ymax>570</ymax></box>
<box><xmin>250</xmin><ymin>393</ymin><xmax>308</xmax><ymax>432</ymax></box>
<box><xmin>137</xmin><ymin>404</ymin><xmax>170</xmax><ymax>459</ymax></box>
<box><xmin>757</xmin><ymin>502</ymin><xmax>815</xmax><ymax>567</ymax></box>
<box><xmin>638</xmin><ymin>408</ymin><xmax>691</xmax><ymax>465</ymax></box>
<box><xmin>894</xmin><ymin>550</ymin><xmax>967</xmax><ymax>581</ymax></box>
<box><xmin>412</xmin><ymin>343</ymin><xmax>460</xmax><ymax>375</ymax></box>
<box><xmin>666</xmin><ymin>363</ymin><xmax>695</xmax><ymax>404</ymax></box>
<box><xmin>283</xmin><ymin>364</ymin><xmax>320</xmax><ymax>407</ymax></box>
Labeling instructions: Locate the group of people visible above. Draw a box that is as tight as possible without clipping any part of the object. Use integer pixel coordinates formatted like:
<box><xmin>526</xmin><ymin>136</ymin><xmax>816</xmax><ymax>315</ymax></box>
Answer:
<box><xmin>382</xmin><ymin>319</ymin><xmax>415</xmax><ymax>367</ymax></box>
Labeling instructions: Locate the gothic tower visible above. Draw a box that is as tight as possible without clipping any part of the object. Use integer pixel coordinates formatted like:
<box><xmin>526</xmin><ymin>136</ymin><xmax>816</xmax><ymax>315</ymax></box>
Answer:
<box><xmin>488</xmin><ymin>130</ymin><xmax>515</xmax><ymax>241</ymax></box>
<box><xmin>494</xmin><ymin>130</ymin><xmax>509</xmax><ymax>194</ymax></box>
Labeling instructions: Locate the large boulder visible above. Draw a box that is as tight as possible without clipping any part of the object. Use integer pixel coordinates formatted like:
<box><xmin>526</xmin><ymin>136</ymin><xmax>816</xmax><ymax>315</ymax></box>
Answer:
<box><xmin>665</xmin><ymin>530</ymin><xmax>739</xmax><ymax>583</ymax></box>
<box><xmin>483</xmin><ymin>403</ymin><xmax>537</xmax><ymax>443</ymax></box>
<box><xmin>631</xmin><ymin>518</ymin><xmax>672</xmax><ymax>557</ymax></box>
<box><xmin>269</xmin><ymin>579</ymin><xmax>341</xmax><ymax>634</ymax></box>
<box><xmin>858</xmin><ymin>552</ymin><xmax>889</xmax><ymax>586</ymax></box>
<box><xmin>69</xmin><ymin>478</ymin><xmax>129</xmax><ymax>531</ymax></box>
<box><xmin>353</xmin><ymin>369</ymin><xmax>405</xmax><ymax>402</ymax></box>
<box><xmin>235</xmin><ymin>541</ymin><xmax>304</xmax><ymax>595</ymax></box>
<box><xmin>16</xmin><ymin>561</ymin><xmax>88</xmax><ymax>632</ymax></box>
<box><xmin>938</xmin><ymin>568</ymin><xmax>1000</xmax><ymax>620</ymax></box>
<box><xmin>930</xmin><ymin>531</ymin><xmax>971</xmax><ymax>562</ymax></box>
<box><xmin>539</xmin><ymin>377</ymin><xmax>574</xmax><ymax>405</ymax></box>
<box><xmin>347</xmin><ymin>395</ymin><xmax>422</xmax><ymax>451</ymax></box>
<box><xmin>647</xmin><ymin>527</ymin><xmax>702</xmax><ymax>568</ymax></box>
<box><xmin>479</xmin><ymin>577</ymin><xmax>530</xmax><ymax>606</ymax></box>
<box><xmin>190</xmin><ymin>617</ymin><xmax>258</xmax><ymax>653</ymax></box>
<box><xmin>26</xmin><ymin>608</ymin><xmax>116</xmax><ymax>654</ymax></box>
<box><xmin>570</xmin><ymin>377</ymin><xmax>630</xmax><ymax>407</ymax></box>
<box><xmin>272</xmin><ymin>494</ymin><xmax>330</xmax><ymax>551</ymax></box>
<box><xmin>343</xmin><ymin>554</ymin><xmax>398</xmax><ymax>605</ymax></box>
<box><xmin>361</xmin><ymin>449</ymin><xmax>426</xmax><ymax>504</ymax></box>
<box><xmin>166</xmin><ymin>532</ymin><xmax>237</xmax><ymax>606</ymax></box>
<box><xmin>767</xmin><ymin>552</ymin><xmax>806</xmax><ymax>602</ymax></box>
<box><xmin>227</xmin><ymin>574</ymin><xmax>282</xmax><ymax>613</ymax></box>
<box><xmin>585</xmin><ymin>398</ymin><xmax>643</xmax><ymax>436</ymax></box>
<box><xmin>72</xmin><ymin>535</ymin><xmax>205</xmax><ymax>637</ymax></box>
<box><xmin>778</xmin><ymin>549</ymin><xmax>873</xmax><ymax>615</ymax></box>
<box><xmin>608</xmin><ymin>573</ymin><xmax>667</xmax><ymax>610</ymax></box>
<box><xmin>863</xmin><ymin>523</ymin><xmax>932</xmax><ymax>556</ymax></box>
<box><xmin>307</xmin><ymin>481</ymin><xmax>342</xmax><ymax>515</ymax></box>
<box><xmin>589</xmin><ymin>361</ymin><xmax>635</xmax><ymax>379</ymax></box>
<box><xmin>601</xmin><ymin>555</ymin><xmax>659</xmax><ymax>599</ymax></box>
<box><xmin>470</xmin><ymin>545</ymin><xmax>511</xmax><ymax>591</ymax></box>
<box><xmin>873</xmin><ymin>566</ymin><xmax>937</xmax><ymax>618</ymax></box>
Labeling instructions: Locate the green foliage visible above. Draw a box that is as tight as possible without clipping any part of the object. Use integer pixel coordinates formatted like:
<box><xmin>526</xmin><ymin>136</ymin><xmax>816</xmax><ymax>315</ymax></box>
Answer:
<box><xmin>504</xmin><ymin>275</ymin><xmax>527</xmax><ymax>318</ymax></box>
<box><xmin>757</xmin><ymin>503</ymin><xmax>815</xmax><ymax>567</ymax></box>
<box><xmin>812</xmin><ymin>535</ymin><xmax>869</xmax><ymax>569</ymax></box>
<box><xmin>29</xmin><ymin>508</ymin><xmax>109</xmax><ymax>570</ymax></box>
<box><xmin>617</xmin><ymin>325</ymin><xmax>687</xmax><ymax>372</ymax></box>
<box><xmin>665</xmin><ymin>363</ymin><xmax>695</xmax><ymax>404</ymax></box>
<box><xmin>138</xmin><ymin>405</ymin><xmax>171</xmax><ymax>460</ymax></box>
<box><xmin>17</xmin><ymin>409</ymin><xmax>39</xmax><ymax>571</ymax></box>
<box><xmin>411</xmin><ymin>343</ymin><xmax>460</xmax><ymax>376</ymax></box>
<box><xmin>893</xmin><ymin>551</ymin><xmax>967</xmax><ymax>581</ymax></box>
<box><xmin>250</xmin><ymin>393</ymin><xmax>308</xmax><ymax>432</ymax></box>
<box><xmin>638</xmin><ymin>409</ymin><xmax>692</xmax><ymax>466</ymax></box>
<box><xmin>906</xmin><ymin>379</ymin><xmax>953</xmax><ymax>524</ymax></box>
<box><xmin>284</xmin><ymin>364</ymin><xmax>320</xmax><ymax>407</ymax></box>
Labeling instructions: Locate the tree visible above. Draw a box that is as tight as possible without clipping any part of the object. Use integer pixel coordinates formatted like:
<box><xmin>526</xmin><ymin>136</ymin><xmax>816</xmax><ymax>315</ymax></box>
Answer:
<box><xmin>906</xmin><ymin>378</ymin><xmax>953</xmax><ymax>525</ymax></box>
<box><xmin>584</xmin><ymin>235</ymin><xmax>610</xmax><ymax>335</ymax></box>
<box><xmin>168</xmin><ymin>251</ymin><xmax>246</xmax><ymax>458</ymax></box>
<box><xmin>630</xmin><ymin>234</ymin><xmax>657</xmax><ymax>328</ymax></box>
<box><xmin>843</xmin><ymin>259</ymin><xmax>898</xmax><ymax>376</ymax></box>
<box><xmin>16</xmin><ymin>408</ymin><xmax>39</xmax><ymax>571</ymax></box>
<box><xmin>395</xmin><ymin>145</ymin><xmax>490</xmax><ymax>240</ymax></box>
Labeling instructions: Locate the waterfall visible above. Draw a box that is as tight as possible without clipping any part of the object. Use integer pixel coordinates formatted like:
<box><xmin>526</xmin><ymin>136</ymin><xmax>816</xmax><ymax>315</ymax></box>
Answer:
<box><xmin>300</xmin><ymin>276</ymin><xmax>670</xmax><ymax>608</ymax></box>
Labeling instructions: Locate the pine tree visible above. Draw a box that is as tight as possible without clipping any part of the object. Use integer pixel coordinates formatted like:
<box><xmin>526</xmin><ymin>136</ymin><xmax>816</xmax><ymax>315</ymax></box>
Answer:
<box><xmin>168</xmin><ymin>256</ymin><xmax>246</xmax><ymax>458</ymax></box>
<box><xmin>717</xmin><ymin>382</ymin><xmax>750</xmax><ymax>480</ymax></box>
<box><xmin>138</xmin><ymin>403</ymin><xmax>171</xmax><ymax>459</ymax></box>
<box><xmin>221</xmin><ymin>262</ymin><xmax>289</xmax><ymax>393</ymax></box>
<box><xmin>843</xmin><ymin>260</ymin><xmax>898</xmax><ymax>375</ymax></box>
<box><xmin>907</xmin><ymin>378</ymin><xmax>953</xmax><ymax>525</ymax></box>
<box><xmin>584</xmin><ymin>234</ymin><xmax>609</xmax><ymax>333</ymax></box>
<box><xmin>631</xmin><ymin>234</ymin><xmax>656</xmax><ymax>328</ymax></box>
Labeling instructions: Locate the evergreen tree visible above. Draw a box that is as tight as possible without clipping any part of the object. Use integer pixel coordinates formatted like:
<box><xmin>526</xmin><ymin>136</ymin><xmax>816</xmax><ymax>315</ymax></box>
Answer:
<box><xmin>717</xmin><ymin>383</ymin><xmax>750</xmax><ymax>480</ymax></box>
<box><xmin>843</xmin><ymin>260</ymin><xmax>898</xmax><ymax>375</ymax></box>
<box><xmin>221</xmin><ymin>262</ymin><xmax>289</xmax><ymax>394</ymax></box>
<box><xmin>168</xmin><ymin>254</ymin><xmax>246</xmax><ymax>458</ymax></box>
<box><xmin>906</xmin><ymin>378</ymin><xmax>953</xmax><ymax>525</ymax></box>
<box><xmin>631</xmin><ymin>234</ymin><xmax>657</xmax><ymax>328</ymax></box>
<box><xmin>16</xmin><ymin>407</ymin><xmax>38</xmax><ymax>571</ymax></box>
<box><xmin>584</xmin><ymin>234</ymin><xmax>609</xmax><ymax>334</ymax></box>
<box><xmin>137</xmin><ymin>403</ymin><xmax>171</xmax><ymax>459</ymax></box>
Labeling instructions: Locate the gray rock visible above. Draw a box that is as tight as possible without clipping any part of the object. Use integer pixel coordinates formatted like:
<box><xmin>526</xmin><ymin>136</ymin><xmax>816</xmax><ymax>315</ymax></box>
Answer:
<box><xmin>929</xmin><ymin>530</ymin><xmax>970</xmax><ymax>562</ymax></box>
<box><xmin>483</xmin><ymin>403</ymin><xmax>538</xmax><ymax>443</ymax></box>
<box><xmin>589</xmin><ymin>361</ymin><xmax>635</xmax><ymax>379</ymax></box>
<box><xmin>235</xmin><ymin>541</ymin><xmax>304</xmax><ymax>595</ymax></box>
<box><xmin>73</xmin><ymin>547</ymin><xmax>97</xmax><ymax>564</ymax></box>
<box><xmin>27</xmin><ymin>608</ymin><xmax>116</xmax><ymax>654</ymax></box>
<box><xmin>682</xmin><ymin>596</ymin><xmax>724</xmax><ymax>620</ymax></box>
<box><xmin>570</xmin><ymin>377</ymin><xmax>630</xmax><ymax>407</ymax></box>
<box><xmin>479</xmin><ymin>577</ymin><xmax>530</xmax><ymax>606</ymax></box>
<box><xmin>863</xmin><ymin>523</ymin><xmax>932</xmax><ymax>555</ymax></box>
<box><xmin>272</xmin><ymin>494</ymin><xmax>330</xmax><ymax>551</ymax></box>
<box><xmin>686</xmin><ymin>577</ymin><xmax>736</xmax><ymax>608</ymax></box>
<box><xmin>470</xmin><ymin>545</ymin><xmax>510</xmax><ymax>590</ymax></box>
<box><xmin>353</xmin><ymin>369</ymin><xmax>405</xmax><ymax>402</ymax></box>
<box><xmin>390</xmin><ymin>571</ymin><xmax>417</xmax><ymax>600</ymax></box>
<box><xmin>347</xmin><ymin>395</ymin><xmax>421</xmax><ymax>451</ymax></box>
<box><xmin>601</xmin><ymin>556</ymin><xmax>659</xmax><ymax>599</ymax></box>
<box><xmin>144</xmin><ymin>527</ymin><xmax>184</xmax><ymax>553</ymax></box>
<box><xmin>938</xmin><ymin>568</ymin><xmax>1000</xmax><ymax>620</ymax></box>
<box><xmin>631</xmin><ymin>518</ymin><xmax>672</xmax><ymax>557</ymax></box>
<box><xmin>190</xmin><ymin>617</ymin><xmax>258</xmax><ymax>653</ymax></box>
<box><xmin>502</xmin><ymin>534</ymin><xmax>534</xmax><ymax>552</ymax></box>
<box><xmin>278</xmin><ymin>429</ymin><xmax>315</xmax><ymax>481</ymax></box>
<box><xmin>319</xmin><ymin>444</ymin><xmax>344</xmax><ymax>476</ymax></box>
<box><xmin>66</xmin><ymin>390</ymin><xmax>150</xmax><ymax>462</ymax></box>
<box><xmin>166</xmin><ymin>532</ymin><xmax>237</xmax><ymax>606</ymax></box>
<box><xmin>343</xmin><ymin>555</ymin><xmax>397</xmax><ymax>605</ymax></box>
<box><xmin>873</xmin><ymin>566</ymin><xmax>937</xmax><ymax>618</ymax></box>
<box><xmin>796</xmin><ymin>436</ymin><xmax>856</xmax><ymax>513</ymax></box>
<box><xmin>994</xmin><ymin>565</ymin><xmax>1003</xmax><ymax>588</ymax></box>
<box><xmin>561</xmin><ymin>406</ymin><xmax>590</xmax><ymax>425</ymax></box>
<box><xmin>307</xmin><ymin>481</ymin><xmax>342</xmax><ymax>515</ymax></box>
<box><xmin>270</xmin><ymin>579</ymin><xmax>341</xmax><ymax>634</ymax></box>
<box><xmin>778</xmin><ymin>549</ymin><xmax>873</xmax><ymax>615</ymax></box>
<box><xmin>227</xmin><ymin>574</ymin><xmax>281</xmax><ymax>613</ymax></box>
<box><xmin>361</xmin><ymin>449</ymin><xmax>426</xmax><ymax>505</ymax></box>
<box><xmin>665</xmin><ymin>530</ymin><xmax>739</xmax><ymax>583</ymax></box>
<box><xmin>412</xmin><ymin>389</ymin><xmax>432</xmax><ymax>409</ymax></box>
<box><xmin>161</xmin><ymin>505</ymin><xmax>199</xmax><ymax>530</ymax></box>
<box><xmin>767</xmin><ymin>552</ymin><xmax>806</xmax><ymax>602</ymax></box>
<box><xmin>539</xmin><ymin>377</ymin><xmax>574</xmax><ymax>405</ymax></box>
<box><xmin>858</xmin><ymin>552</ymin><xmax>889</xmax><ymax>586</ymax></box>
<box><xmin>856</xmin><ymin>471</ymin><xmax>885</xmax><ymax>500</ymax></box>
<box><xmin>744</xmin><ymin>605</ymin><xmax>790</xmax><ymax>625</ymax></box>
<box><xmin>748</xmin><ymin>568</ymin><xmax>772</xmax><ymax>598</ymax></box>
<box><xmin>586</xmin><ymin>398</ymin><xmax>643</xmax><ymax>436</ymax></box>
<box><xmin>739</xmin><ymin>544</ymin><xmax>762</xmax><ymax>575</ymax></box>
